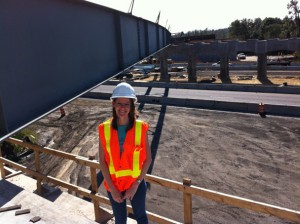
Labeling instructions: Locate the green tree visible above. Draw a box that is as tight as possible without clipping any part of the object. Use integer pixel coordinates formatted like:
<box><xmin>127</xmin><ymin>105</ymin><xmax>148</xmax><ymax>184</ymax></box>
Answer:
<box><xmin>287</xmin><ymin>0</ymin><xmax>300</xmax><ymax>36</ymax></box>
<box><xmin>228</xmin><ymin>17</ymin><xmax>288</xmax><ymax>40</ymax></box>
<box><xmin>260</xmin><ymin>17</ymin><xmax>283</xmax><ymax>39</ymax></box>
<box><xmin>228</xmin><ymin>19</ymin><xmax>250</xmax><ymax>40</ymax></box>
<box><xmin>250</xmin><ymin>18</ymin><xmax>263</xmax><ymax>39</ymax></box>
<box><xmin>179</xmin><ymin>3</ymin><xmax>299</xmax><ymax>41</ymax></box>
<box><xmin>281</xmin><ymin>16</ymin><xmax>297</xmax><ymax>38</ymax></box>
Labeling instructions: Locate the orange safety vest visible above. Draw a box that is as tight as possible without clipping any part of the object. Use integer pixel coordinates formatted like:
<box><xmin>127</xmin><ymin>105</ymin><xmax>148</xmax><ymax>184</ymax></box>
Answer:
<box><xmin>98</xmin><ymin>119</ymin><xmax>148</xmax><ymax>192</ymax></box>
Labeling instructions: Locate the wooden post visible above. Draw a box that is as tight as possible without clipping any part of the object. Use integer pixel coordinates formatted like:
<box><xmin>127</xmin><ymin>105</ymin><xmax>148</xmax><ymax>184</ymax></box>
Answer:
<box><xmin>34</xmin><ymin>150</ymin><xmax>42</xmax><ymax>195</ymax></box>
<box><xmin>183</xmin><ymin>178</ymin><xmax>192</xmax><ymax>224</ymax></box>
<box><xmin>89</xmin><ymin>155</ymin><xmax>114</xmax><ymax>223</ymax></box>
<box><xmin>89</xmin><ymin>155</ymin><xmax>101</xmax><ymax>222</ymax></box>
<box><xmin>0</xmin><ymin>143</ymin><xmax>5</xmax><ymax>178</ymax></box>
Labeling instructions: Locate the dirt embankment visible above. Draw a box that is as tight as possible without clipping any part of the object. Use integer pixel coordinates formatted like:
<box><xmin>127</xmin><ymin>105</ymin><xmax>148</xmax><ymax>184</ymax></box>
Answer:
<box><xmin>22</xmin><ymin>98</ymin><xmax>300</xmax><ymax>224</ymax></box>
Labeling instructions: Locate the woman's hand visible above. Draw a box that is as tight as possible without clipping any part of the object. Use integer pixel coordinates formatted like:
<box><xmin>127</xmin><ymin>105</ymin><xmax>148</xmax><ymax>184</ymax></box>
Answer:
<box><xmin>123</xmin><ymin>182</ymin><xmax>139</xmax><ymax>201</ymax></box>
<box><xmin>111</xmin><ymin>188</ymin><xmax>124</xmax><ymax>203</ymax></box>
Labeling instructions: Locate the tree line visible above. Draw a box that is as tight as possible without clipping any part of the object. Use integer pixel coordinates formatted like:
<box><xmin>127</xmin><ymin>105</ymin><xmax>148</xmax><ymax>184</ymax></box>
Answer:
<box><xmin>174</xmin><ymin>0</ymin><xmax>300</xmax><ymax>41</ymax></box>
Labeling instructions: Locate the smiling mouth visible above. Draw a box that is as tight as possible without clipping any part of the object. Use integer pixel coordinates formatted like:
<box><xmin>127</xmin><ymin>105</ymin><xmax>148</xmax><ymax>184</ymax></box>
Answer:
<box><xmin>118</xmin><ymin>110</ymin><xmax>127</xmax><ymax>115</ymax></box>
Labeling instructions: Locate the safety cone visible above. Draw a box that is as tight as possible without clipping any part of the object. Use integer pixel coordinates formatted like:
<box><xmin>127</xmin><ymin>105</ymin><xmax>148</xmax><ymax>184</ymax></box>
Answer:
<box><xmin>258</xmin><ymin>102</ymin><xmax>266</xmax><ymax>117</ymax></box>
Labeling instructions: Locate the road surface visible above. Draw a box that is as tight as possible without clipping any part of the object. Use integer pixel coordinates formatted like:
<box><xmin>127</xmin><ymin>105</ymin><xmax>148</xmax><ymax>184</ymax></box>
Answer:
<box><xmin>91</xmin><ymin>85</ymin><xmax>300</xmax><ymax>107</ymax></box>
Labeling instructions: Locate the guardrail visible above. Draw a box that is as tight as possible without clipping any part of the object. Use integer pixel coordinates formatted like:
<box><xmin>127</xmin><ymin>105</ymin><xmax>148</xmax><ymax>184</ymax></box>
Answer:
<box><xmin>1</xmin><ymin>138</ymin><xmax>299</xmax><ymax>223</ymax></box>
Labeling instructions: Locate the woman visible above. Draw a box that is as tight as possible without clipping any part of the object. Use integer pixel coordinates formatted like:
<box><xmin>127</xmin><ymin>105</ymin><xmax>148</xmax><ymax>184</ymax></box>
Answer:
<box><xmin>98</xmin><ymin>82</ymin><xmax>152</xmax><ymax>224</ymax></box>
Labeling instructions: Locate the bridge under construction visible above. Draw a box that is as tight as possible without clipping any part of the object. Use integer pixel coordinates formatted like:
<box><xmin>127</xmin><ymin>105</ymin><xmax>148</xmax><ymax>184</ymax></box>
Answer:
<box><xmin>0</xmin><ymin>0</ymin><xmax>299</xmax><ymax>223</ymax></box>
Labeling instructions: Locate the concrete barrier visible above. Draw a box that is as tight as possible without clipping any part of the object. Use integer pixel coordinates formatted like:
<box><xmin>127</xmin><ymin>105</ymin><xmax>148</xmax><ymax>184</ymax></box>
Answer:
<box><xmin>247</xmin><ymin>103</ymin><xmax>260</xmax><ymax>114</ymax></box>
<box><xmin>275</xmin><ymin>86</ymin><xmax>300</xmax><ymax>94</ymax></box>
<box><xmin>104</xmin><ymin>81</ymin><xmax>300</xmax><ymax>94</ymax></box>
<box><xmin>212</xmin><ymin>101</ymin><xmax>249</xmax><ymax>112</ymax></box>
<box><xmin>221</xmin><ymin>84</ymin><xmax>251</xmax><ymax>92</ymax></box>
<box><xmin>82</xmin><ymin>85</ymin><xmax>300</xmax><ymax>117</ymax></box>
<box><xmin>266</xmin><ymin>104</ymin><xmax>300</xmax><ymax>117</ymax></box>
<box><xmin>185</xmin><ymin>99</ymin><xmax>215</xmax><ymax>108</ymax></box>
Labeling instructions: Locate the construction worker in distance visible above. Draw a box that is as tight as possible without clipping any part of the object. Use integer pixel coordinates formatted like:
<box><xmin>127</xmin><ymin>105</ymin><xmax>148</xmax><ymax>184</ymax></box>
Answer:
<box><xmin>98</xmin><ymin>82</ymin><xmax>152</xmax><ymax>224</ymax></box>
<box><xmin>59</xmin><ymin>107</ymin><xmax>66</xmax><ymax>118</ymax></box>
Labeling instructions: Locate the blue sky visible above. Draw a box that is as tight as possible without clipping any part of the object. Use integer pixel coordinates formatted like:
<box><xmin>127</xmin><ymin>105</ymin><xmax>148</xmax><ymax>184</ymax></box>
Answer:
<box><xmin>86</xmin><ymin>0</ymin><xmax>290</xmax><ymax>33</ymax></box>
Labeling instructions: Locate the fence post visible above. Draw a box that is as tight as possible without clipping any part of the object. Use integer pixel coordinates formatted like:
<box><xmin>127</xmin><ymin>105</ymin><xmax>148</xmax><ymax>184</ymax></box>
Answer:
<box><xmin>34</xmin><ymin>149</ymin><xmax>42</xmax><ymax>195</ymax></box>
<box><xmin>89</xmin><ymin>155</ymin><xmax>114</xmax><ymax>223</ymax></box>
<box><xmin>89</xmin><ymin>155</ymin><xmax>102</xmax><ymax>222</ymax></box>
<box><xmin>0</xmin><ymin>144</ymin><xmax>5</xmax><ymax>178</ymax></box>
<box><xmin>183</xmin><ymin>178</ymin><xmax>192</xmax><ymax>224</ymax></box>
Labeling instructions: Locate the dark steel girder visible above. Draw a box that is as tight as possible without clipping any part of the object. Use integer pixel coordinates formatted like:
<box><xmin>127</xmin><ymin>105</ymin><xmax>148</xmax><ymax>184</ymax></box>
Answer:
<box><xmin>0</xmin><ymin>0</ymin><xmax>170</xmax><ymax>142</ymax></box>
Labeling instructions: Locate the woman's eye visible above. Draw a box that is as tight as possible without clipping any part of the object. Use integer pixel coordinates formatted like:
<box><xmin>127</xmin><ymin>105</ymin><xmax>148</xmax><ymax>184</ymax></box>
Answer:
<box><xmin>116</xmin><ymin>103</ymin><xmax>130</xmax><ymax>107</ymax></box>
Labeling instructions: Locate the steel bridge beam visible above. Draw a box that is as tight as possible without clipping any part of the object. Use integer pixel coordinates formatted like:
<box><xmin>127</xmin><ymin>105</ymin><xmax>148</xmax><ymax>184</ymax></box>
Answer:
<box><xmin>0</xmin><ymin>0</ymin><xmax>170</xmax><ymax>142</ymax></box>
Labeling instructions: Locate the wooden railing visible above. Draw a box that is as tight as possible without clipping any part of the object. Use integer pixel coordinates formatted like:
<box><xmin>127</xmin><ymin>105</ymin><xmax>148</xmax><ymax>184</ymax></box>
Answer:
<box><xmin>0</xmin><ymin>137</ymin><xmax>299</xmax><ymax>223</ymax></box>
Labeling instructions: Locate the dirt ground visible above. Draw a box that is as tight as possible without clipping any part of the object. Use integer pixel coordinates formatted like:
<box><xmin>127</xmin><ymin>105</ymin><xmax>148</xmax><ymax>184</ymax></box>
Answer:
<box><xmin>19</xmin><ymin>94</ymin><xmax>300</xmax><ymax>223</ymax></box>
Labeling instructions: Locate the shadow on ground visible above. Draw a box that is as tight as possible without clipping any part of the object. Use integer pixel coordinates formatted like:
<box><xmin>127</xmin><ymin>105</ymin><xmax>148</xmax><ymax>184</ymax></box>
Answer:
<box><xmin>257</xmin><ymin>77</ymin><xmax>274</xmax><ymax>85</ymax></box>
<box><xmin>219</xmin><ymin>76</ymin><xmax>233</xmax><ymax>84</ymax></box>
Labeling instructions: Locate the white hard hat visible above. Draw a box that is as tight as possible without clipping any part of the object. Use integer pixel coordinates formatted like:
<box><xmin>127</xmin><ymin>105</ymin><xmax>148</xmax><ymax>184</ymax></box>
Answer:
<box><xmin>111</xmin><ymin>82</ymin><xmax>137</xmax><ymax>101</ymax></box>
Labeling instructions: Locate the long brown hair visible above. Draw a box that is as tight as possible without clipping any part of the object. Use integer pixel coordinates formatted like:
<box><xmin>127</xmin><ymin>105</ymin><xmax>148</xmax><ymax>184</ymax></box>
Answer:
<box><xmin>112</xmin><ymin>98</ymin><xmax>139</xmax><ymax>132</ymax></box>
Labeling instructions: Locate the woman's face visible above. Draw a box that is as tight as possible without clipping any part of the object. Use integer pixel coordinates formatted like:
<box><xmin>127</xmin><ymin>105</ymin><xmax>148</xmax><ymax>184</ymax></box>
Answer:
<box><xmin>113</xmin><ymin>98</ymin><xmax>131</xmax><ymax>119</ymax></box>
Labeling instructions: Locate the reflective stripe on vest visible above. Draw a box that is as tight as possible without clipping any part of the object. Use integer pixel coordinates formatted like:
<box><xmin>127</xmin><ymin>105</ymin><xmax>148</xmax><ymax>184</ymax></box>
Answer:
<box><xmin>103</xmin><ymin>120</ymin><xmax>143</xmax><ymax>178</ymax></box>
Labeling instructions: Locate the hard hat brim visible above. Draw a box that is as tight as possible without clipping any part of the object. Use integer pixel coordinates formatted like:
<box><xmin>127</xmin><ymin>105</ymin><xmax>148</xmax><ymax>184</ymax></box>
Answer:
<box><xmin>110</xmin><ymin>96</ymin><xmax>137</xmax><ymax>103</ymax></box>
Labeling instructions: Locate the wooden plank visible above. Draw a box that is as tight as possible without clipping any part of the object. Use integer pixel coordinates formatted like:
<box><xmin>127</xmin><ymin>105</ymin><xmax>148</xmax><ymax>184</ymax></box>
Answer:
<box><xmin>0</xmin><ymin>204</ymin><xmax>21</xmax><ymax>212</ymax></box>
<box><xmin>145</xmin><ymin>174</ymin><xmax>184</xmax><ymax>192</ymax></box>
<box><xmin>127</xmin><ymin>205</ymin><xmax>181</xmax><ymax>224</ymax></box>
<box><xmin>3</xmin><ymin>170</ymin><xmax>23</xmax><ymax>179</ymax></box>
<box><xmin>30</xmin><ymin>216</ymin><xmax>41</xmax><ymax>223</ymax></box>
<box><xmin>0</xmin><ymin>156</ymin><xmax>103</xmax><ymax>202</ymax></box>
<box><xmin>6</xmin><ymin>138</ymin><xmax>100</xmax><ymax>169</ymax></box>
<box><xmin>146</xmin><ymin>174</ymin><xmax>300</xmax><ymax>222</ymax></box>
<box><xmin>0</xmin><ymin>157</ymin><xmax>45</xmax><ymax>181</ymax></box>
<box><xmin>15</xmin><ymin>209</ymin><xmax>30</xmax><ymax>215</ymax></box>
<box><xmin>186</xmin><ymin>185</ymin><xmax>300</xmax><ymax>223</ymax></box>
<box><xmin>6</xmin><ymin>138</ymin><xmax>75</xmax><ymax>160</ymax></box>
<box><xmin>46</xmin><ymin>176</ymin><xmax>78</xmax><ymax>191</ymax></box>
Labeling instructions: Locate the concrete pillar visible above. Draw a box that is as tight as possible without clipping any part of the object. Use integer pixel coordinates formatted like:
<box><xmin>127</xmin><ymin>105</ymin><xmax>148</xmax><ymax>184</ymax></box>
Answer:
<box><xmin>187</xmin><ymin>54</ymin><xmax>197</xmax><ymax>82</ymax></box>
<box><xmin>187</xmin><ymin>44</ymin><xmax>197</xmax><ymax>83</ymax></box>
<box><xmin>219</xmin><ymin>42</ymin><xmax>230</xmax><ymax>80</ymax></box>
<box><xmin>220</xmin><ymin>55</ymin><xmax>229</xmax><ymax>78</ymax></box>
<box><xmin>256</xmin><ymin>40</ymin><xmax>267</xmax><ymax>79</ymax></box>
<box><xmin>257</xmin><ymin>53</ymin><xmax>267</xmax><ymax>79</ymax></box>
<box><xmin>159</xmin><ymin>53</ymin><xmax>170</xmax><ymax>82</ymax></box>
